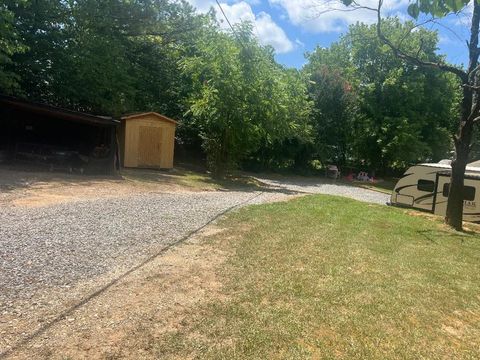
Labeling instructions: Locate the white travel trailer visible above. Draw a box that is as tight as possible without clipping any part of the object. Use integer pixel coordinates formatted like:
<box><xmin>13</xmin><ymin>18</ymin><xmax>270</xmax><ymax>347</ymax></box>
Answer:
<box><xmin>391</xmin><ymin>160</ymin><xmax>480</xmax><ymax>222</ymax></box>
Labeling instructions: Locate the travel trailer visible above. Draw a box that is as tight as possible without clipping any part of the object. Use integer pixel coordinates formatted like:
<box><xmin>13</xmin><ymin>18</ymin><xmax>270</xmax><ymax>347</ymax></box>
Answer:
<box><xmin>391</xmin><ymin>160</ymin><xmax>480</xmax><ymax>222</ymax></box>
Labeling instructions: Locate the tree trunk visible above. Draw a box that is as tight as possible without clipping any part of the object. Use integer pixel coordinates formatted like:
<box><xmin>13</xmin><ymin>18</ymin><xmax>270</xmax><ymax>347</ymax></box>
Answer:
<box><xmin>446</xmin><ymin>146</ymin><xmax>468</xmax><ymax>230</ymax></box>
<box><xmin>445</xmin><ymin>88</ymin><xmax>476</xmax><ymax>230</ymax></box>
<box><xmin>445</xmin><ymin>0</ymin><xmax>480</xmax><ymax>231</ymax></box>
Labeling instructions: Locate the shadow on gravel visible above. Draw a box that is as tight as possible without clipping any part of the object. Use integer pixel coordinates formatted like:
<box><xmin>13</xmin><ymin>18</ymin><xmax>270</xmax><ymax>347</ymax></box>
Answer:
<box><xmin>0</xmin><ymin>165</ymin><xmax>121</xmax><ymax>194</ymax></box>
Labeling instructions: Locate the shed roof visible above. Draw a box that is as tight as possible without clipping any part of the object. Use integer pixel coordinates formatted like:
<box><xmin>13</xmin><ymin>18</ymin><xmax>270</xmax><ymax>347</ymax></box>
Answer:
<box><xmin>0</xmin><ymin>94</ymin><xmax>119</xmax><ymax>126</ymax></box>
<box><xmin>121</xmin><ymin>112</ymin><xmax>178</xmax><ymax>125</ymax></box>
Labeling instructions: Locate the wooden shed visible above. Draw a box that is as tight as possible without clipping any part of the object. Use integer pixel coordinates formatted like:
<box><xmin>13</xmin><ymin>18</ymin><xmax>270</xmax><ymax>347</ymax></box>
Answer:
<box><xmin>120</xmin><ymin>112</ymin><xmax>177</xmax><ymax>169</ymax></box>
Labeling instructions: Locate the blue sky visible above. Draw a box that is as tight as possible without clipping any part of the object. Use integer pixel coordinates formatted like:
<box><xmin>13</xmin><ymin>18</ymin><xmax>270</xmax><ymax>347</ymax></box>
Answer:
<box><xmin>188</xmin><ymin>0</ymin><xmax>471</xmax><ymax>69</ymax></box>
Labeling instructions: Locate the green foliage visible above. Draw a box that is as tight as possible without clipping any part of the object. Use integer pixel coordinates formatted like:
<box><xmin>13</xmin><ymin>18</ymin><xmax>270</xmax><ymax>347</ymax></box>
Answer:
<box><xmin>304</xmin><ymin>60</ymin><xmax>357</xmax><ymax>166</ymax></box>
<box><xmin>181</xmin><ymin>23</ymin><xmax>311</xmax><ymax>177</ymax></box>
<box><xmin>0</xmin><ymin>2</ymin><xmax>26</xmax><ymax>92</ymax></box>
<box><xmin>340</xmin><ymin>0</ymin><xmax>470</xmax><ymax>19</ymax></box>
<box><xmin>304</xmin><ymin>19</ymin><xmax>459</xmax><ymax>173</ymax></box>
<box><xmin>0</xmin><ymin>1</ymin><xmax>461</xmax><ymax>176</ymax></box>
<box><xmin>5</xmin><ymin>0</ymin><xmax>205</xmax><ymax>116</ymax></box>
<box><xmin>407</xmin><ymin>0</ymin><xmax>469</xmax><ymax>19</ymax></box>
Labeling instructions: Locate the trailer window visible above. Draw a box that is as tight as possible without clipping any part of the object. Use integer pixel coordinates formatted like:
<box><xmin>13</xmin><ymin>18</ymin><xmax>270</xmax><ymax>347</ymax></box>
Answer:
<box><xmin>417</xmin><ymin>179</ymin><xmax>435</xmax><ymax>192</ymax></box>
<box><xmin>442</xmin><ymin>183</ymin><xmax>476</xmax><ymax>201</ymax></box>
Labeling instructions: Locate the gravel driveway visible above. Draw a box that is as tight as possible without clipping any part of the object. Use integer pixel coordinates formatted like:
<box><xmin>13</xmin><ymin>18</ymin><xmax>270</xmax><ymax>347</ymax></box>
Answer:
<box><xmin>1</xmin><ymin>180</ymin><xmax>388</xmax><ymax>304</ymax></box>
<box><xmin>0</xmin><ymin>191</ymin><xmax>284</xmax><ymax>304</ymax></box>
<box><xmin>256</xmin><ymin>176</ymin><xmax>390</xmax><ymax>205</ymax></box>
<box><xmin>0</xmin><ymin>178</ymin><xmax>388</xmax><ymax>355</ymax></box>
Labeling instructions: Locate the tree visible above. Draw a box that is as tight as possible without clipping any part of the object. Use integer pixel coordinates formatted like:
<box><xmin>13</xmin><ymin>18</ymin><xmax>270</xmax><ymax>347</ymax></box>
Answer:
<box><xmin>304</xmin><ymin>20</ymin><xmax>457</xmax><ymax>174</ymax></box>
<box><xmin>5</xmin><ymin>0</ymin><xmax>206</xmax><ymax>116</ymax></box>
<box><xmin>335</xmin><ymin>0</ymin><xmax>479</xmax><ymax>229</ymax></box>
<box><xmin>181</xmin><ymin>22</ymin><xmax>311</xmax><ymax>177</ymax></box>
<box><xmin>0</xmin><ymin>2</ymin><xmax>26</xmax><ymax>93</ymax></box>
<box><xmin>305</xmin><ymin>62</ymin><xmax>357</xmax><ymax>167</ymax></box>
<box><xmin>5</xmin><ymin>0</ymin><xmax>69</xmax><ymax>102</ymax></box>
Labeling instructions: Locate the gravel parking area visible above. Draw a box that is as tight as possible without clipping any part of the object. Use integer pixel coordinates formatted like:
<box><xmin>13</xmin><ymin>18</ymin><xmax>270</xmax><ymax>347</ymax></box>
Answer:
<box><xmin>0</xmin><ymin>176</ymin><xmax>388</xmax><ymax>356</ymax></box>
<box><xmin>1</xmin><ymin>179</ymin><xmax>387</xmax><ymax>305</ymax></box>
<box><xmin>0</xmin><ymin>191</ymin><xmax>286</xmax><ymax>305</ymax></box>
<box><xmin>256</xmin><ymin>176</ymin><xmax>390</xmax><ymax>205</ymax></box>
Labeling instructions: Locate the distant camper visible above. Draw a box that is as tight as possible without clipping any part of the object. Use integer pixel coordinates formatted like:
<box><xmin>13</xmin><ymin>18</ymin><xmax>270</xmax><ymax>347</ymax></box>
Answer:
<box><xmin>391</xmin><ymin>160</ymin><xmax>480</xmax><ymax>223</ymax></box>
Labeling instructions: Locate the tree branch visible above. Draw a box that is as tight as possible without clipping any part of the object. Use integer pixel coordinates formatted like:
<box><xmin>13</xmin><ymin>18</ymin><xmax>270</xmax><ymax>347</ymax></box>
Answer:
<box><xmin>376</xmin><ymin>0</ymin><xmax>467</xmax><ymax>82</ymax></box>
<box><xmin>467</xmin><ymin>0</ymin><xmax>480</xmax><ymax>76</ymax></box>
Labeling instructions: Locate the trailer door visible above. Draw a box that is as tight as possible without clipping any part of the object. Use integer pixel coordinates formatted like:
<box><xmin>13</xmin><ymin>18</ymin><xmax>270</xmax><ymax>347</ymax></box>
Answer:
<box><xmin>433</xmin><ymin>174</ymin><xmax>449</xmax><ymax>217</ymax></box>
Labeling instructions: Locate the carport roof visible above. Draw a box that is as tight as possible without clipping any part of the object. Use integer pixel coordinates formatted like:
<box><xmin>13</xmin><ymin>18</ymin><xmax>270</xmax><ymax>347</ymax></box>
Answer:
<box><xmin>0</xmin><ymin>95</ymin><xmax>120</xmax><ymax>126</ymax></box>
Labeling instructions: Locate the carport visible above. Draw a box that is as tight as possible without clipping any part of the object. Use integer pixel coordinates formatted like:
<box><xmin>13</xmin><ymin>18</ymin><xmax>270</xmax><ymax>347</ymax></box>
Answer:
<box><xmin>0</xmin><ymin>95</ymin><xmax>119</xmax><ymax>174</ymax></box>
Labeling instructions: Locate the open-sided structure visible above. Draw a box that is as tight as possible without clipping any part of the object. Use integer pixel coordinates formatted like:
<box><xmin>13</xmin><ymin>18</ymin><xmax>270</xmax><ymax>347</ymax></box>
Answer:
<box><xmin>0</xmin><ymin>95</ymin><xmax>119</xmax><ymax>174</ymax></box>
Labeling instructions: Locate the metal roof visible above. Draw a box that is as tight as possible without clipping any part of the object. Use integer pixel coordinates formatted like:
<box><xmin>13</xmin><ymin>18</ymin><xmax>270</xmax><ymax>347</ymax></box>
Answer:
<box><xmin>0</xmin><ymin>95</ymin><xmax>120</xmax><ymax>126</ymax></box>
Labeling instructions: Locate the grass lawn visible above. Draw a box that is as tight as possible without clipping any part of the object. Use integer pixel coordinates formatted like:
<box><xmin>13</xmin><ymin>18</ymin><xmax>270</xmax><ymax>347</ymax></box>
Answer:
<box><xmin>156</xmin><ymin>195</ymin><xmax>480</xmax><ymax>359</ymax></box>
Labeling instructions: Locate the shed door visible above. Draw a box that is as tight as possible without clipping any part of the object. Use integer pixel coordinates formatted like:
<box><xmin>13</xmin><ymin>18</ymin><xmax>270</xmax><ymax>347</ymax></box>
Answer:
<box><xmin>138</xmin><ymin>126</ymin><xmax>162</xmax><ymax>167</ymax></box>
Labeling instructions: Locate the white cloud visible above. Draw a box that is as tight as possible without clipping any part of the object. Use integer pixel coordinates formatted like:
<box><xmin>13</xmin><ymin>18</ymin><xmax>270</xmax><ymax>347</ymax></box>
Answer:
<box><xmin>255</xmin><ymin>11</ymin><xmax>294</xmax><ymax>53</ymax></box>
<box><xmin>450</xmin><ymin>0</ymin><xmax>473</xmax><ymax>26</ymax></box>
<box><xmin>187</xmin><ymin>0</ymin><xmax>295</xmax><ymax>53</ymax></box>
<box><xmin>217</xmin><ymin>2</ymin><xmax>256</xmax><ymax>25</ymax></box>
<box><xmin>438</xmin><ymin>34</ymin><xmax>455</xmax><ymax>45</ymax></box>
<box><xmin>187</xmin><ymin>0</ymin><xmax>213</xmax><ymax>13</ymax></box>
<box><xmin>268</xmin><ymin>0</ymin><xmax>409</xmax><ymax>33</ymax></box>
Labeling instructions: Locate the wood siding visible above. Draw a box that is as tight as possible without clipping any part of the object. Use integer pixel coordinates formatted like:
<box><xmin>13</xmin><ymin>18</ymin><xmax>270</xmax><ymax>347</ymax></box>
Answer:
<box><xmin>122</xmin><ymin>114</ymin><xmax>176</xmax><ymax>169</ymax></box>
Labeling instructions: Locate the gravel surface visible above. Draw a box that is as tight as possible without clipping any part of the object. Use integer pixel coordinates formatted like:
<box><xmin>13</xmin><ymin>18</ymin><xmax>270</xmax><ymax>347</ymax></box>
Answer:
<box><xmin>0</xmin><ymin>178</ymin><xmax>389</xmax><ymax>356</ymax></box>
<box><xmin>0</xmin><ymin>181</ymin><xmax>387</xmax><ymax>306</ymax></box>
<box><xmin>256</xmin><ymin>177</ymin><xmax>390</xmax><ymax>205</ymax></box>
<box><xmin>0</xmin><ymin>191</ymin><xmax>288</xmax><ymax>306</ymax></box>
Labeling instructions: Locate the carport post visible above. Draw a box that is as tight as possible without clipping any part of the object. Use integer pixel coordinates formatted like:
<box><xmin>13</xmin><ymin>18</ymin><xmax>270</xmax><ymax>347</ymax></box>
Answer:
<box><xmin>108</xmin><ymin>125</ymin><xmax>118</xmax><ymax>175</ymax></box>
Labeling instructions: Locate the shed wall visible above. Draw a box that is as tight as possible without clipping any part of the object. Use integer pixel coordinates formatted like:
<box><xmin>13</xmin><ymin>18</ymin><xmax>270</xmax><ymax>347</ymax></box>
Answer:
<box><xmin>123</xmin><ymin>114</ymin><xmax>175</xmax><ymax>169</ymax></box>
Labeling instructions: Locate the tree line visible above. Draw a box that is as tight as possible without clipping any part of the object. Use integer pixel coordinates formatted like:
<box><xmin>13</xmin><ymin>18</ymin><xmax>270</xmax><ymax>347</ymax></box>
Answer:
<box><xmin>1</xmin><ymin>0</ymin><xmax>461</xmax><ymax>178</ymax></box>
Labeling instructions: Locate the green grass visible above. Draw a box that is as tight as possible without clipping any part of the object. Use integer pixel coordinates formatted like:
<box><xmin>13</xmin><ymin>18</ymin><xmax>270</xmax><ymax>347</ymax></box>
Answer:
<box><xmin>156</xmin><ymin>195</ymin><xmax>480</xmax><ymax>359</ymax></box>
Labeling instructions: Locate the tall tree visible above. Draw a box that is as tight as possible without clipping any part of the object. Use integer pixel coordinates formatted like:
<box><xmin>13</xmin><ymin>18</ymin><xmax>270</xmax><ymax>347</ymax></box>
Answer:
<box><xmin>5</xmin><ymin>0</ymin><xmax>206</xmax><ymax>116</ymax></box>
<box><xmin>0</xmin><ymin>2</ymin><xmax>26</xmax><ymax>93</ymax></box>
<box><xmin>304</xmin><ymin>46</ymin><xmax>357</xmax><ymax>167</ymax></box>
<box><xmin>337</xmin><ymin>0</ymin><xmax>478</xmax><ymax>229</ymax></box>
<box><xmin>304</xmin><ymin>20</ymin><xmax>457</xmax><ymax>173</ymax></box>
<box><xmin>181</xmin><ymin>22</ymin><xmax>311</xmax><ymax>177</ymax></box>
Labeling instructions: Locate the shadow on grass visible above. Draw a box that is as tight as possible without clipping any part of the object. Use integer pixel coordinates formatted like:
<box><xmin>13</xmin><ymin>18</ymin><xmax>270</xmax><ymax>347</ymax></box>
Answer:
<box><xmin>416</xmin><ymin>229</ymin><xmax>477</xmax><ymax>245</ymax></box>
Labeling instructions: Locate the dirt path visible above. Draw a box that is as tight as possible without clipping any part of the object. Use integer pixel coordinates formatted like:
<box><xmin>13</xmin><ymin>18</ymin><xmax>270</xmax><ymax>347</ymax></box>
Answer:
<box><xmin>3</xmin><ymin>225</ymin><xmax>231</xmax><ymax>359</ymax></box>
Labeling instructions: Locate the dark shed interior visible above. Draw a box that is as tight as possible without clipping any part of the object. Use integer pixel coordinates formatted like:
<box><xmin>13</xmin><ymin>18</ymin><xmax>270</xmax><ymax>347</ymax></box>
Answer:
<box><xmin>0</xmin><ymin>95</ymin><xmax>119</xmax><ymax>174</ymax></box>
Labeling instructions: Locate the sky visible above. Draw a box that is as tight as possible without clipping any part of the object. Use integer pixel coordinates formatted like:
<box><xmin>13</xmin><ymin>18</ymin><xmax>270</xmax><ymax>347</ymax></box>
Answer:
<box><xmin>187</xmin><ymin>0</ymin><xmax>471</xmax><ymax>69</ymax></box>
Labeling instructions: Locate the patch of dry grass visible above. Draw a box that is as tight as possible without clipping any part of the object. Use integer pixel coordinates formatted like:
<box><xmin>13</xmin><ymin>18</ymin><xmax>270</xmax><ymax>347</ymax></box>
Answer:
<box><xmin>155</xmin><ymin>195</ymin><xmax>480</xmax><ymax>359</ymax></box>
<box><xmin>8</xmin><ymin>195</ymin><xmax>480</xmax><ymax>359</ymax></box>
